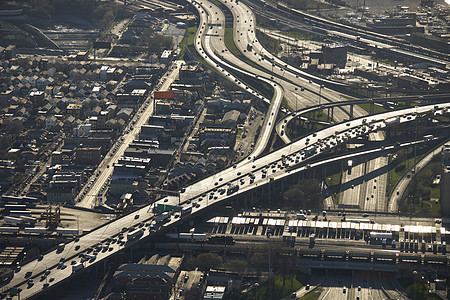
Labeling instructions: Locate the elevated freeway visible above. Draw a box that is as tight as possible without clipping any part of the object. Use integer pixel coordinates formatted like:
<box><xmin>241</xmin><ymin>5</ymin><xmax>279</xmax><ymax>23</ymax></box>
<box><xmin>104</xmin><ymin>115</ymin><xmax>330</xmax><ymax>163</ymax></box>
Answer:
<box><xmin>246</xmin><ymin>0</ymin><xmax>449</xmax><ymax>67</ymax></box>
<box><xmin>275</xmin><ymin>93</ymin><xmax>450</xmax><ymax>144</ymax></box>
<box><xmin>6</xmin><ymin>101</ymin><xmax>450</xmax><ymax>298</ymax></box>
<box><xmin>5</xmin><ymin>1</ymin><xmax>450</xmax><ymax>299</ymax></box>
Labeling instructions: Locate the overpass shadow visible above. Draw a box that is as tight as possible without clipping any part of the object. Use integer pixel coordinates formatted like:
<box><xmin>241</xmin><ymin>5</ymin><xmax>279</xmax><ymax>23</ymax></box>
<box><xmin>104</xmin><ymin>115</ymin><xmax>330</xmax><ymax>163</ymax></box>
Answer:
<box><xmin>341</xmin><ymin>164</ymin><xmax>388</xmax><ymax>193</ymax></box>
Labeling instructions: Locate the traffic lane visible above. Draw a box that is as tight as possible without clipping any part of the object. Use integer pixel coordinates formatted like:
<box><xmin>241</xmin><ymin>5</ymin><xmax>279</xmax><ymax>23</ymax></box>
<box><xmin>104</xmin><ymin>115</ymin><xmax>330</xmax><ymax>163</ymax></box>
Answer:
<box><xmin>77</xmin><ymin>61</ymin><xmax>182</xmax><ymax>208</ymax></box>
<box><xmin>11</xmin><ymin>96</ymin><xmax>449</xmax><ymax>296</ymax></box>
<box><xmin>225</xmin><ymin>0</ymin><xmax>367</xmax><ymax>121</ymax></box>
<box><xmin>197</xmin><ymin>1</ymin><xmax>286</xmax><ymax>160</ymax></box>
<box><xmin>193</xmin><ymin>0</ymin><xmax>283</xmax><ymax>159</ymax></box>
<box><xmin>182</xmin><ymin>104</ymin><xmax>447</xmax><ymax>210</ymax></box>
<box><xmin>195</xmin><ymin>0</ymin><xmax>283</xmax><ymax>151</ymax></box>
<box><xmin>9</xmin><ymin>203</ymin><xmax>157</xmax><ymax>291</ymax></box>
<box><xmin>340</xmin><ymin>158</ymin><xmax>365</xmax><ymax>209</ymax></box>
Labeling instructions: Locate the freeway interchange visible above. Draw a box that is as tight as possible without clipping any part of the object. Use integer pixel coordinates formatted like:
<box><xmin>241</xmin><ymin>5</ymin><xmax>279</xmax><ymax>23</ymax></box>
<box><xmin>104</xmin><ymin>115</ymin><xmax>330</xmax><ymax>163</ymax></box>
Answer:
<box><xmin>7</xmin><ymin>100</ymin><xmax>449</xmax><ymax>298</ymax></box>
<box><xmin>5</xmin><ymin>0</ymin><xmax>450</xmax><ymax>298</ymax></box>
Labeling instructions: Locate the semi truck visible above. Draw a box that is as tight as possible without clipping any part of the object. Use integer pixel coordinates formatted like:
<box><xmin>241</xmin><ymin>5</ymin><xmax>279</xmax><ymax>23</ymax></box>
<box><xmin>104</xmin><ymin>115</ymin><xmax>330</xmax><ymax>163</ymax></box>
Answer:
<box><xmin>56</xmin><ymin>228</ymin><xmax>79</xmax><ymax>235</ymax></box>
<box><xmin>10</xmin><ymin>210</ymin><xmax>32</xmax><ymax>217</ymax></box>
<box><xmin>20</xmin><ymin>216</ymin><xmax>37</xmax><ymax>224</ymax></box>
<box><xmin>384</xmin><ymin>116</ymin><xmax>400</xmax><ymax>126</ymax></box>
<box><xmin>72</xmin><ymin>262</ymin><xmax>84</xmax><ymax>273</ymax></box>
<box><xmin>24</xmin><ymin>227</ymin><xmax>47</xmax><ymax>234</ymax></box>
<box><xmin>0</xmin><ymin>227</ymin><xmax>19</xmax><ymax>233</ymax></box>
<box><xmin>127</xmin><ymin>228</ymin><xmax>144</xmax><ymax>241</ymax></box>
<box><xmin>227</xmin><ymin>184</ymin><xmax>239</xmax><ymax>195</ymax></box>
<box><xmin>4</xmin><ymin>216</ymin><xmax>23</xmax><ymax>225</ymax></box>
<box><xmin>155</xmin><ymin>212</ymin><xmax>171</xmax><ymax>224</ymax></box>
<box><xmin>424</xmin><ymin>134</ymin><xmax>434</xmax><ymax>142</ymax></box>
<box><xmin>296</xmin><ymin>214</ymin><xmax>307</xmax><ymax>220</ymax></box>
<box><xmin>57</xmin><ymin>243</ymin><xmax>65</xmax><ymax>252</ymax></box>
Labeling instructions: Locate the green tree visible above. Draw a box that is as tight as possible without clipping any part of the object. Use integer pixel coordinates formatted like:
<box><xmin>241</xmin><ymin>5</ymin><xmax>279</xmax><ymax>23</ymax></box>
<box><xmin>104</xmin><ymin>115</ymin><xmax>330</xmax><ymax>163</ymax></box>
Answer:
<box><xmin>283</xmin><ymin>179</ymin><xmax>322</xmax><ymax>209</ymax></box>
<box><xmin>225</xmin><ymin>259</ymin><xmax>247</xmax><ymax>274</ymax></box>
<box><xmin>196</xmin><ymin>253</ymin><xmax>223</xmax><ymax>272</ymax></box>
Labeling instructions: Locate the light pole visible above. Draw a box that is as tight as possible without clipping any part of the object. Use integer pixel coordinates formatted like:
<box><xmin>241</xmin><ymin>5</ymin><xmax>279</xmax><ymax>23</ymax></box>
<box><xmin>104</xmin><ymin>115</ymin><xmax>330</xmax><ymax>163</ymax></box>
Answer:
<box><xmin>318</xmin><ymin>84</ymin><xmax>324</xmax><ymax>106</ymax></box>
<box><xmin>413</xmin><ymin>270</ymin><xmax>418</xmax><ymax>300</ymax></box>
<box><xmin>255</xmin><ymin>282</ymin><xmax>259</xmax><ymax>300</ymax></box>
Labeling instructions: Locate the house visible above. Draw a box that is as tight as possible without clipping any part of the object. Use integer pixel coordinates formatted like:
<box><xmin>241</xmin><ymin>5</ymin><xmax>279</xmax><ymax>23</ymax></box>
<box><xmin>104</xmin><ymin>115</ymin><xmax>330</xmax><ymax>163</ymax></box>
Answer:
<box><xmin>117</xmin><ymin>107</ymin><xmax>134</xmax><ymax>120</ymax></box>
<box><xmin>46</xmin><ymin>116</ymin><xmax>57</xmax><ymax>130</ymax></box>
<box><xmin>221</xmin><ymin>110</ymin><xmax>240</xmax><ymax>127</ymax></box>
<box><xmin>112</xmin><ymin>254</ymin><xmax>183</xmax><ymax>300</ymax></box>
<box><xmin>206</xmin><ymin>269</ymin><xmax>242</xmax><ymax>292</ymax></box>
<box><xmin>74</xmin><ymin>147</ymin><xmax>101</xmax><ymax>165</ymax></box>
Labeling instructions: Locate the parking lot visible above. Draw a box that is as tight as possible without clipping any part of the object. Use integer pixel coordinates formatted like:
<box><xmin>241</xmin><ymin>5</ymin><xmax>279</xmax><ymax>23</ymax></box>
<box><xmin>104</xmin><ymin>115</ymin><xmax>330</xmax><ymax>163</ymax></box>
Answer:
<box><xmin>204</xmin><ymin>211</ymin><xmax>449</xmax><ymax>254</ymax></box>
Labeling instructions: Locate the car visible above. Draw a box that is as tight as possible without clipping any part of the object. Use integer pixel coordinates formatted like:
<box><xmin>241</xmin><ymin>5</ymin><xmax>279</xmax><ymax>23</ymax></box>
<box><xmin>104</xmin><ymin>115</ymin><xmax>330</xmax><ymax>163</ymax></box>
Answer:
<box><xmin>358</xmin><ymin>285</ymin><xmax>361</xmax><ymax>291</ymax></box>
<box><xmin>38</xmin><ymin>255</ymin><xmax>43</xmax><ymax>261</ymax></box>
<box><xmin>43</xmin><ymin>283</ymin><xmax>49</xmax><ymax>289</ymax></box>
<box><xmin>343</xmin><ymin>286</ymin><xmax>346</xmax><ymax>293</ymax></box>
<box><xmin>362</xmin><ymin>213</ymin><xmax>369</xmax><ymax>217</ymax></box>
<box><xmin>305</xmin><ymin>284</ymin><xmax>310</xmax><ymax>290</ymax></box>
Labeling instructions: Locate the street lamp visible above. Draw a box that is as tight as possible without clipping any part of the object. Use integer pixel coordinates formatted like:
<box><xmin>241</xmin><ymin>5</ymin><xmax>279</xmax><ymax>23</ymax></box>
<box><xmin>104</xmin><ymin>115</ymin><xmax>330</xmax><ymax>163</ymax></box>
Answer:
<box><xmin>318</xmin><ymin>84</ymin><xmax>324</xmax><ymax>106</ymax></box>
<box><xmin>413</xmin><ymin>270</ymin><xmax>418</xmax><ymax>300</ymax></box>
<box><xmin>255</xmin><ymin>282</ymin><xmax>259</xmax><ymax>300</ymax></box>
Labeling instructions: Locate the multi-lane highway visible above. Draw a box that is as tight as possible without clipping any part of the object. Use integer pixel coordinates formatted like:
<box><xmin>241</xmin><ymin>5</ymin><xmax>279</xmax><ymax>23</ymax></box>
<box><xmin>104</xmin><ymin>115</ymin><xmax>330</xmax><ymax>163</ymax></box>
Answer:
<box><xmin>75</xmin><ymin>61</ymin><xmax>185</xmax><ymax>209</ymax></box>
<box><xmin>221</xmin><ymin>0</ymin><xmax>367</xmax><ymax>121</ymax></box>
<box><xmin>6</xmin><ymin>0</ymin><xmax>450</xmax><ymax>298</ymax></box>
<box><xmin>7</xmin><ymin>99</ymin><xmax>450</xmax><ymax>299</ymax></box>
<box><xmin>190</xmin><ymin>0</ymin><xmax>284</xmax><ymax>158</ymax></box>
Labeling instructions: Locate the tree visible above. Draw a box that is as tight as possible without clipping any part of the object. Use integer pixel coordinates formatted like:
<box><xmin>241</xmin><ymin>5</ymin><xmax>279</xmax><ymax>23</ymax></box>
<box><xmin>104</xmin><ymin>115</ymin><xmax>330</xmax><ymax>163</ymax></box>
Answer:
<box><xmin>196</xmin><ymin>253</ymin><xmax>223</xmax><ymax>272</ymax></box>
<box><xmin>251</xmin><ymin>252</ymin><xmax>265</xmax><ymax>277</ymax></box>
<box><xmin>225</xmin><ymin>259</ymin><xmax>247</xmax><ymax>274</ymax></box>
<box><xmin>283</xmin><ymin>179</ymin><xmax>322</xmax><ymax>209</ymax></box>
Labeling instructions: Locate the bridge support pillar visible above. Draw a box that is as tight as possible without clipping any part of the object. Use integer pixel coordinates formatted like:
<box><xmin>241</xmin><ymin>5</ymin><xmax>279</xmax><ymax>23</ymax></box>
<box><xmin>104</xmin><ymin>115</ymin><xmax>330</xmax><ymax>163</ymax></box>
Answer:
<box><xmin>350</xmin><ymin>104</ymin><xmax>353</xmax><ymax>119</ymax></box>
<box><xmin>331</xmin><ymin>107</ymin><xmax>334</xmax><ymax>121</ymax></box>
<box><xmin>103</xmin><ymin>260</ymin><xmax>107</xmax><ymax>277</ymax></box>
<box><xmin>370</xmin><ymin>103</ymin><xmax>374</xmax><ymax>114</ymax></box>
